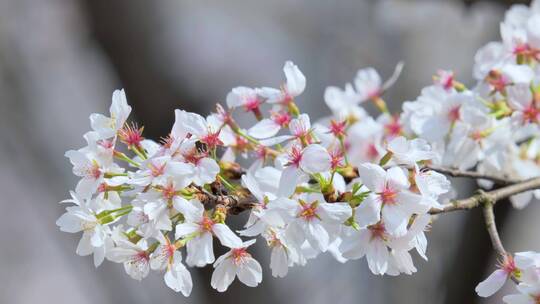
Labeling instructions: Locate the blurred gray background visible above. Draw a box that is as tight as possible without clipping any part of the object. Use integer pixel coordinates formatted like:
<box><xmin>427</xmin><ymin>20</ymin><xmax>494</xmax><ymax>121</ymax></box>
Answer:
<box><xmin>1</xmin><ymin>0</ymin><xmax>538</xmax><ymax>303</ymax></box>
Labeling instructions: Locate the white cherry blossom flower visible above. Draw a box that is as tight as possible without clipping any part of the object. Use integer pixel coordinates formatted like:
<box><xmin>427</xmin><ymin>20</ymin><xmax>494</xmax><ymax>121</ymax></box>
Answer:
<box><xmin>150</xmin><ymin>237</ymin><xmax>192</xmax><ymax>296</ymax></box>
<box><xmin>211</xmin><ymin>239</ymin><xmax>262</xmax><ymax>292</ymax></box>
<box><xmin>359</xmin><ymin>164</ymin><xmax>428</xmax><ymax>236</ymax></box>
<box><xmin>175</xmin><ymin>199</ymin><xmax>242</xmax><ymax>267</ymax></box>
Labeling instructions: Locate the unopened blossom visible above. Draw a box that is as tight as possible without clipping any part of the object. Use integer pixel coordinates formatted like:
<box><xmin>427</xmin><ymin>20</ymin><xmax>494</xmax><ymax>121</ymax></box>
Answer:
<box><xmin>211</xmin><ymin>240</ymin><xmax>262</xmax><ymax>292</ymax></box>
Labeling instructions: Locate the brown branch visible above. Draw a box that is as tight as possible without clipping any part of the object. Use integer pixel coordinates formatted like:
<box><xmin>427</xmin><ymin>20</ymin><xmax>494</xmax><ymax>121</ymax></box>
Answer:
<box><xmin>195</xmin><ymin>188</ymin><xmax>257</xmax><ymax>215</ymax></box>
<box><xmin>482</xmin><ymin>201</ymin><xmax>506</xmax><ymax>256</ymax></box>
<box><xmin>429</xmin><ymin>177</ymin><xmax>540</xmax><ymax>215</ymax></box>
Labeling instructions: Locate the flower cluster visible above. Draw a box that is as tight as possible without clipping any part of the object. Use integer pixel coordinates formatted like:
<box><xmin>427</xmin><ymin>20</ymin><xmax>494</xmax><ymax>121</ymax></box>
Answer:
<box><xmin>57</xmin><ymin>1</ymin><xmax>540</xmax><ymax>300</ymax></box>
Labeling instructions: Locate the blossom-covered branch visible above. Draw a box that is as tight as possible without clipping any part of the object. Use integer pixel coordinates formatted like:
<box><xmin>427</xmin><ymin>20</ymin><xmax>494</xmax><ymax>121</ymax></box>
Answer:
<box><xmin>57</xmin><ymin>1</ymin><xmax>540</xmax><ymax>302</ymax></box>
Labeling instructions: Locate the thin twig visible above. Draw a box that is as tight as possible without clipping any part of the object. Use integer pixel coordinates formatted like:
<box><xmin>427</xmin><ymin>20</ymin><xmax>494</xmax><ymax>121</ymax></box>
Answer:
<box><xmin>482</xmin><ymin>197</ymin><xmax>520</xmax><ymax>284</ymax></box>
<box><xmin>429</xmin><ymin>177</ymin><xmax>540</xmax><ymax>215</ymax></box>
<box><xmin>482</xmin><ymin>200</ymin><xmax>506</xmax><ymax>256</ymax></box>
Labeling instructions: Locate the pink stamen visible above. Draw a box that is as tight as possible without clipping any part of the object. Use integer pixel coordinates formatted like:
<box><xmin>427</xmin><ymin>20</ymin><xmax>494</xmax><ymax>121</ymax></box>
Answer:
<box><xmin>369</xmin><ymin>222</ymin><xmax>387</xmax><ymax>240</ymax></box>
<box><xmin>448</xmin><ymin>105</ymin><xmax>461</xmax><ymax>123</ymax></box>
<box><xmin>287</xmin><ymin>146</ymin><xmax>303</xmax><ymax>168</ymax></box>
<box><xmin>272</xmin><ymin>112</ymin><xmax>292</xmax><ymax>127</ymax></box>
<box><xmin>379</xmin><ymin>185</ymin><xmax>397</xmax><ymax>205</ymax></box>
<box><xmin>199</xmin><ymin>216</ymin><xmax>214</xmax><ymax>232</ymax></box>
<box><xmin>231</xmin><ymin>247</ymin><xmax>250</xmax><ymax>265</ymax></box>
<box><xmin>329</xmin><ymin>120</ymin><xmax>347</xmax><ymax>138</ymax></box>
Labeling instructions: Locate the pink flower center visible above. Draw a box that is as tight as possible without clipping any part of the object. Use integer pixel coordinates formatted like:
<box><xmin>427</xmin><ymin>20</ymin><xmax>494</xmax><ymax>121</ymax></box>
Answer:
<box><xmin>201</xmin><ymin>131</ymin><xmax>223</xmax><ymax>149</ymax></box>
<box><xmin>149</xmin><ymin>162</ymin><xmax>166</xmax><ymax>177</ymax></box>
<box><xmin>99</xmin><ymin>139</ymin><xmax>114</xmax><ymax>149</ymax></box>
<box><xmin>85</xmin><ymin>161</ymin><xmax>102</xmax><ymax>180</ymax></box>
<box><xmin>367</xmin><ymin>88</ymin><xmax>381</xmax><ymax>99</ymax></box>
<box><xmin>514</xmin><ymin>43</ymin><xmax>530</xmax><ymax>55</ymax></box>
<box><xmin>287</xmin><ymin>146</ymin><xmax>303</xmax><ymax>168</ymax></box>
<box><xmin>183</xmin><ymin>148</ymin><xmax>205</xmax><ymax>165</ymax></box>
<box><xmin>498</xmin><ymin>254</ymin><xmax>517</xmax><ymax>275</ymax></box>
<box><xmin>448</xmin><ymin>105</ymin><xmax>461</xmax><ymax>123</ymax></box>
<box><xmin>329</xmin><ymin>149</ymin><xmax>344</xmax><ymax>169</ymax></box>
<box><xmin>161</xmin><ymin>182</ymin><xmax>177</xmax><ymax>200</ymax></box>
<box><xmin>523</xmin><ymin>104</ymin><xmax>540</xmax><ymax>124</ymax></box>
<box><xmin>135</xmin><ymin>251</ymin><xmax>149</xmax><ymax>263</ymax></box>
<box><xmin>470</xmin><ymin>130</ymin><xmax>483</xmax><ymax>141</ymax></box>
<box><xmin>118</xmin><ymin>122</ymin><xmax>144</xmax><ymax>148</ymax></box>
<box><xmin>367</xmin><ymin>143</ymin><xmax>379</xmax><ymax>160</ymax></box>
<box><xmin>329</xmin><ymin>120</ymin><xmax>347</xmax><ymax>138</ymax></box>
<box><xmin>441</xmin><ymin>74</ymin><xmax>454</xmax><ymax>91</ymax></box>
<box><xmin>98</xmin><ymin>182</ymin><xmax>107</xmax><ymax>193</ymax></box>
<box><xmin>379</xmin><ymin>186</ymin><xmax>397</xmax><ymax>205</ymax></box>
<box><xmin>272</xmin><ymin>112</ymin><xmax>292</xmax><ymax>127</ymax></box>
<box><xmin>199</xmin><ymin>216</ymin><xmax>214</xmax><ymax>232</ymax></box>
<box><xmin>244</xmin><ymin>97</ymin><xmax>261</xmax><ymax>112</ymax></box>
<box><xmin>487</xmin><ymin>71</ymin><xmax>509</xmax><ymax>93</ymax></box>
<box><xmin>298</xmin><ymin>202</ymin><xmax>319</xmax><ymax>221</ymax></box>
<box><xmin>231</xmin><ymin>247</ymin><xmax>250</xmax><ymax>265</ymax></box>
<box><xmin>384</xmin><ymin>118</ymin><xmax>402</xmax><ymax>137</ymax></box>
<box><xmin>368</xmin><ymin>222</ymin><xmax>387</xmax><ymax>240</ymax></box>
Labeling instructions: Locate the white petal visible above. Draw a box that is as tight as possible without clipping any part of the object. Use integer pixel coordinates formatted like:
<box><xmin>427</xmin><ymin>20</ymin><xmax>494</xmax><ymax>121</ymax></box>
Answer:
<box><xmin>358</xmin><ymin>163</ymin><xmax>386</xmax><ymax>192</ymax></box>
<box><xmin>475</xmin><ymin>269</ymin><xmax>508</xmax><ymax>297</ymax></box>
<box><xmin>164</xmin><ymin>262</ymin><xmax>193</xmax><ymax>296</ymax></box>
<box><xmin>306</xmin><ymin>221</ymin><xmax>330</xmax><ymax>252</ymax></box>
<box><xmin>248</xmin><ymin>119</ymin><xmax>281</xmax><ymax>139</ymax></box>
<box><xmin>502</xmin><ymin>294</ymin><xmax>535</xmax><ymax>304</ymax></box>
<box><xmin>319</xmin><ymin>202</ymin><xmax>352</xmax><ymax>223</ymax></box>
<box><xmin>175</xmin><ymin>223</ymin><xmax>200</xmax><ymax>239</ymax></box>
<box><xmin>181</xmin><ymin>111</ymin><xmax>208</xmax><ymax>137</ymax></box>
<box><xmin>211</xmin><ymin>259</ymin><xmax>237</xmax><ymax>292</ymax></box>
<box><xmin>237</xmin><ymin>258</ymin><xmax>263</xmax><ymax>287</ymax></box>
<box><xmin>386</xmin><ymin>166</ymin><xmax>410</xmax><ymax>190</ymax></box>
<box><xmin>366</xmin><ymin>239</ymin><xmax>389</xmax><ymax>275</ymax></box>
<box><xmin>270</xmin><ymin>247</ymin><xmax>289</xmax><ymax>278</ymax></box>
<box><xmin>300</xmin><ymin>144</ymin><xmax>331</xmax><ymax>174</ymax></box>
<box><xmin>213</xmin><ymin>223</ymin><xmax>243</xmax><ymax>248</ymax></box>
<box><xmin>195</xmin><ymin>158</ymin><xmax>220</xmax><ymax>185</ymax></box>
<box><xmin>56</xmin><ymin>212</ymin><xmax>83</xmax><ymax>233</ymax></box>
<box><xmin>355</xmin><ymin>195</ymin><xmax>382</xmax><ymax>228</ymax></box>
<box><xmin>278</xmin><ymin>166</ymin><xmax>303</xmax><ymax>198</ymax></box>
<box><xmin>283</xmin><ymin>61</ymin><xmax>306</xmax><ymax>96</ymax></box>
<box><xmin>186</xmin><ymin>232</ymin><xmax>215</xmax><ymax>267</ymax></box>
<box><xmin>382</xmin><ymin>205</ymin><xmax>409</xmax><ymax>237</ymax></box>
